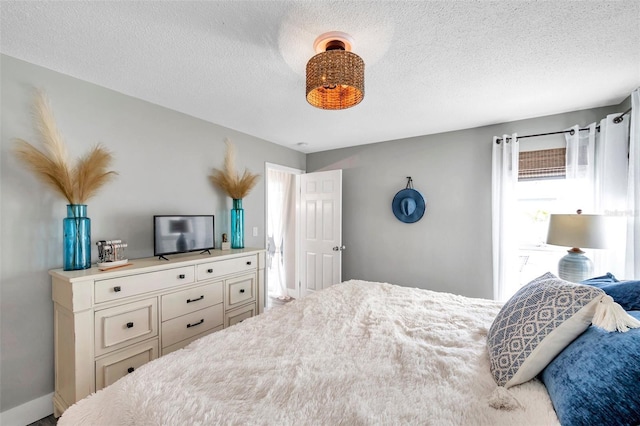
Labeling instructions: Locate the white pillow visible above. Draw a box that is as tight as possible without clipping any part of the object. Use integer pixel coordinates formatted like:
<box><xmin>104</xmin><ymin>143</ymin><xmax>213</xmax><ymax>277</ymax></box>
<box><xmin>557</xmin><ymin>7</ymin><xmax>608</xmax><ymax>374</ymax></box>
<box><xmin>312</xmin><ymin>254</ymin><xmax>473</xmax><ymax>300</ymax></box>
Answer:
<box><xmin>487</xmin><ymin>273</ymin><xmax>604</xmax><ymax>388</ymax></box>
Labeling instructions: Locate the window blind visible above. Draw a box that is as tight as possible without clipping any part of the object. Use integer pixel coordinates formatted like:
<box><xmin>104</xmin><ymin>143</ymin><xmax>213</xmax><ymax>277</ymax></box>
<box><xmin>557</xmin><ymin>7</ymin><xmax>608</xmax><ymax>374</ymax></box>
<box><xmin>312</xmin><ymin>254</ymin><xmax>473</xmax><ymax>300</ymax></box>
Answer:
<box><xmin>518</xmin><ymin>148</ymin><xmax>566</xmax><ymax>180</ymax></box>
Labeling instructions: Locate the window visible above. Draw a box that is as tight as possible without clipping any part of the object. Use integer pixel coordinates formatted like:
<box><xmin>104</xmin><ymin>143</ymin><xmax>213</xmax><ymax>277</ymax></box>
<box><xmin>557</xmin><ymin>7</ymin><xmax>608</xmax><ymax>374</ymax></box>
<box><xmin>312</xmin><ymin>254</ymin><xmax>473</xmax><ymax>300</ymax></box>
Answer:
<box><xmin>517</xmin><ymin>148</ymin><xmax>572</xmax><ymax>286</ymax></box>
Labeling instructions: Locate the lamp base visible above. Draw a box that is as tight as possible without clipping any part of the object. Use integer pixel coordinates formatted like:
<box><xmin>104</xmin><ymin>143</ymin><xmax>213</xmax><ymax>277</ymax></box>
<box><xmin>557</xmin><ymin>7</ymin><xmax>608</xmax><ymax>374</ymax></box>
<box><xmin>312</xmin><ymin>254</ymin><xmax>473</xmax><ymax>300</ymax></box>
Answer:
<box><xmin>558</xmin><ymin>249</ymin><xmax>593</xmax><ymax>283</ymax></box>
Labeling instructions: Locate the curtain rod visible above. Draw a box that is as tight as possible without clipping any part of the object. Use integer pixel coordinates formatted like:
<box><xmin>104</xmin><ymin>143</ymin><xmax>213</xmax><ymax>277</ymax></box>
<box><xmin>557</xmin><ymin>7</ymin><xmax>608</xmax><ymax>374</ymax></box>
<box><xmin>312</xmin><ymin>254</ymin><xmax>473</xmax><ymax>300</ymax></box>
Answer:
<box><xmin>614</xmin><ymin>107</ymin><xmax>632</xmax><ymax>123</ymax></box>
<box><xmin>496</xmin><ymin>107</ymin><xmax>632</xmax><ymax>144</ymax></box>
<box><xmin>496</xmin><ymin>127</ymin><xmax>593</xmax><ymax>144</ymax></box>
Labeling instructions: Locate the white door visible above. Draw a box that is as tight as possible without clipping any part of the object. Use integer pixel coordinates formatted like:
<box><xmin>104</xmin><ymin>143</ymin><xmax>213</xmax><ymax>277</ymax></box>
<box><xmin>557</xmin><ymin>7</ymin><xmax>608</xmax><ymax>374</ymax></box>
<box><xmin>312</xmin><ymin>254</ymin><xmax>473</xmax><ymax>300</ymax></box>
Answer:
<box><xmin>299</xmin><ymin>169</ymin><xmax>343</xmax><ymax>297</ymax></box>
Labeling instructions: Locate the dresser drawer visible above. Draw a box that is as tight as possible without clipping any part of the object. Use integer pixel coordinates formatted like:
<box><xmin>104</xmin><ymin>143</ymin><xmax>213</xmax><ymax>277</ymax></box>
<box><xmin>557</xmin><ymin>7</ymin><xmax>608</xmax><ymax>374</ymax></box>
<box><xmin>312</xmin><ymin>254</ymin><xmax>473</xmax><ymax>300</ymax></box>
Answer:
<box><xmin>196</xmin><ymin>255</ymin><xmax>257</xmax><ymax>281</ymax></box>
<box><xmin>95</xmin><ymin>340</ymin><xmax>158</xmax><ymax>390</ymax></box>
<box><xmin>225</xmin><ymin>303</ymin><xmax>256</xmax><ymax>327</ymax></box>
<box><xmin>161</xmin><ymin>281</ymin><xmax>223</xmax><ymax>321</ymax></box>
<box><xmin>95</xmin><ymin>298</ymin><xmax>158</xmax><ymax>356</ymax></box>
<box><xmin>225</xmin><ymin>273</ymin><xmax>256</xmax><ymax>310</ymax></box>
<box><xmin>95</xmin><ymin>266</ymin><xmax>195</xmax><ymax>304</ymax></box>
<box><xmin>161</xmin><ymin>325</ymin><xmax>223</xmax><ymax>356</ymax></box>
<box><xmin>161</xmin><ymin>304</ymin><xmax>223</xmax><ymax>348</ymax></box>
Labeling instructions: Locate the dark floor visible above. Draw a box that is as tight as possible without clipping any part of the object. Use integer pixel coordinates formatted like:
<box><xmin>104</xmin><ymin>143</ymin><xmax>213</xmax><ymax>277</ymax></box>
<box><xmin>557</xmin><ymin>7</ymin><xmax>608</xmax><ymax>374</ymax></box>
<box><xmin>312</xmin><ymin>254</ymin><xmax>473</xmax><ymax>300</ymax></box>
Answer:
<box><xmin>27</xmin><ymin>414</ymin><xmax>57</xmax><ymax>426</ymax></box>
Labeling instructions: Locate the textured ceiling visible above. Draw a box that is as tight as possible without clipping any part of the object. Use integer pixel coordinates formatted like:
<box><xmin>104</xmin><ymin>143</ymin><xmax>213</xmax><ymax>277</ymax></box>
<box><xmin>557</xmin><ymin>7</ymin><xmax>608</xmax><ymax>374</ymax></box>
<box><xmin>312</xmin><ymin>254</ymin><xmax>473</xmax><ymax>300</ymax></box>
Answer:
<box><xmin>1</xmin><ymin>1</ymin><xmax>639</xmax><ymax>153</ymax></box>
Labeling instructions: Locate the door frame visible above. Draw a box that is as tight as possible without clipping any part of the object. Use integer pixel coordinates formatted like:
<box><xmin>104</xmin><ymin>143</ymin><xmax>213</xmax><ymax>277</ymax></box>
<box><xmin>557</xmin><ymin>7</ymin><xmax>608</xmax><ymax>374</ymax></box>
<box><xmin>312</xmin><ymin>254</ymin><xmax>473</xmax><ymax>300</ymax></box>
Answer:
<box><xmin>264</xmin><ymin>162</ymin><xmax>304</xmax><ymax>304</ymax></box>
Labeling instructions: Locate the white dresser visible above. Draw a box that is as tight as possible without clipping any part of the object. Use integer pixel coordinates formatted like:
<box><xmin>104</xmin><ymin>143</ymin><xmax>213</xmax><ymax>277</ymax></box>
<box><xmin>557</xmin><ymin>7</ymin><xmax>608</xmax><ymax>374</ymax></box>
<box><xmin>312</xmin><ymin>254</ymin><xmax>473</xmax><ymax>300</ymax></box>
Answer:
<box><xmin>49</xmin><ymin>248</ymin><xmax>265</xmax><ymax>417</ymax></box>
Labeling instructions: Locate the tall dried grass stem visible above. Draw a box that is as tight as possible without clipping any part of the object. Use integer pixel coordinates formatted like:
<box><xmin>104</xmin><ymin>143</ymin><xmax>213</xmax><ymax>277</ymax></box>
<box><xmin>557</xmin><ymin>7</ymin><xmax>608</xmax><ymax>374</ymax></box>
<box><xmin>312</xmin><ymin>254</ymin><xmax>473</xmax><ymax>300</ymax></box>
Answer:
<box><xmin>209</xmin><ymin>139</ymin><xmax>260</xmax><ymax>199</ymax></box>
<box><xmin>13</xmin><ymin>91</ymin><xmax>117</xmax><ymax>204</ymax></box>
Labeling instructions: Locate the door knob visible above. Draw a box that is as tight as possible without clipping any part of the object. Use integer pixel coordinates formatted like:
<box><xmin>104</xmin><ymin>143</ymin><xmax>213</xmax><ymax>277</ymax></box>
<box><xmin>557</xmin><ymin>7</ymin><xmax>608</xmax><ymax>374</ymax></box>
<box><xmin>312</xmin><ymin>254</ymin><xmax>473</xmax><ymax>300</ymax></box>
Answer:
<box><xmin>332</xmin><ymin>245</ymin><xmax>346</xmax><ymax>251</ymax></box>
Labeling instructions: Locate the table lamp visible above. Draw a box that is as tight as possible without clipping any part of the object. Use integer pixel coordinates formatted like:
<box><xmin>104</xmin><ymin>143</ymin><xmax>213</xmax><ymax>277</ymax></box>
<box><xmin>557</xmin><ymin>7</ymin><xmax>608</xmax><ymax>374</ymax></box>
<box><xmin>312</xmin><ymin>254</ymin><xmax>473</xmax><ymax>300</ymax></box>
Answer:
<box><xmin>546</xmin><ymin>210</ymin><xmax>608</xmax><ymax>282</ymax></box>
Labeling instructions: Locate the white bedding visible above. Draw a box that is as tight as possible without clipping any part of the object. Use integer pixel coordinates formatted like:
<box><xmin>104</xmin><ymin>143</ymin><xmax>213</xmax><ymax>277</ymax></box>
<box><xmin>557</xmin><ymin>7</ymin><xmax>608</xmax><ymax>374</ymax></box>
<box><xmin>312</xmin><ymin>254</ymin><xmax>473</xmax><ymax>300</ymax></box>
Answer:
<box><xmin>59</xmin><ymin>280</ymin><xmax>559</xmax><ymax>425</ymax></box>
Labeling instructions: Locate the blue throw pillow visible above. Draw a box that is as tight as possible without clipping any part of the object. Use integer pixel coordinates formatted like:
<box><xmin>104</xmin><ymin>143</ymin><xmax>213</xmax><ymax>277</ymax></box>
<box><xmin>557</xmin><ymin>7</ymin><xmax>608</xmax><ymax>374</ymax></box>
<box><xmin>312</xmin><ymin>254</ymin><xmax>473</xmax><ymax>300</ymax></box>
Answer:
<box><xmin>541</xmin><ymin>310</ymin><xmax>640</xmax><ymax>426</ymax></box>
<box><xmin>581</xmin><ymin>274</ymin><xmax>640</xmax><ymax>311</ymax></box>
<box><xmin>581</xmin><ymin>272</ymin><xmax>619</xmax><ymax>285</ymax></box>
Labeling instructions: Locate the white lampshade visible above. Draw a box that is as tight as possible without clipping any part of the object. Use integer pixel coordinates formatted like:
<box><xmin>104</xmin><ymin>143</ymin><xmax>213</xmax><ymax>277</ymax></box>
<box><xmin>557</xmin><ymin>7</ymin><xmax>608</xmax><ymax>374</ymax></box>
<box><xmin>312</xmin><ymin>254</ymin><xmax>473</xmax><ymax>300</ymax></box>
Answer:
<box><xmin>546</xmin><ymin>214</ymin><xmax>608</xmax><ymax>249</ymax></box>
<box><xmin>546</xmin><ymin>213</ymin><xmax>608</xmax><ymax>282</ymax></box>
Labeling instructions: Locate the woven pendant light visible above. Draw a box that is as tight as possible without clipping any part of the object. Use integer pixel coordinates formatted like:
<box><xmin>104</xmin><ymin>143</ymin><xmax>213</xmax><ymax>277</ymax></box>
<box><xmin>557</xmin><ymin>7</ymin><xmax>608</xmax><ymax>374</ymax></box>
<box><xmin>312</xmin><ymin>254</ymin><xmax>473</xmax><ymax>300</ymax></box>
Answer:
<box><xmin>306</xmin><ymin>32</ymin><xmax>364</xmax><ymax>110</ymax></box>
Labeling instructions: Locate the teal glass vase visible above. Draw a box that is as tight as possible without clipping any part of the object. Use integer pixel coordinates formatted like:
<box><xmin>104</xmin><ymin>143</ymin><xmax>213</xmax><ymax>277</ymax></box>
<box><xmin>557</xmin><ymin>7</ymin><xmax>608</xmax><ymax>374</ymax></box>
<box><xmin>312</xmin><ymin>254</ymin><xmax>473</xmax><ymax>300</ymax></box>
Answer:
<box><xmin>230</xmin><ymin>198</ymin><xmax>244</xmax><ymax>249</ymax></box>
<box><xmin>63</xmin><ymin>204</ymin><xmax>91</xmax><ymax>270</ymax></box>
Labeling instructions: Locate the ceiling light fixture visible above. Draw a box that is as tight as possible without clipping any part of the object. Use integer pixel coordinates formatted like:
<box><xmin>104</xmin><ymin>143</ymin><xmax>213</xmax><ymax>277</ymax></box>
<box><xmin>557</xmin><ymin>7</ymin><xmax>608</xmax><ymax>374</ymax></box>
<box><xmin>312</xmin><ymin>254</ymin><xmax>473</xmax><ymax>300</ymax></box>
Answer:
<box><xmin>306</xmin><ymin>31</ymin><xmax>364</xmax><ymax>110</ymax></box>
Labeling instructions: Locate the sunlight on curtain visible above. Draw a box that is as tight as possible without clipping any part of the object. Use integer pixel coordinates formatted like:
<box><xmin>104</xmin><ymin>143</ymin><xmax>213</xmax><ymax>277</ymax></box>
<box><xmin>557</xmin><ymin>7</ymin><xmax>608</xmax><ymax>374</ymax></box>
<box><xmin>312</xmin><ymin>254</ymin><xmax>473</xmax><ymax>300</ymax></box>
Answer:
<box><xmin>554</xmin><ymin>118</ymin><xmax>628</xmax><ymax>277</ymax></box>
<box><xmin>564</xmin><ymin>123</ymin><xmax>606</xmax><ymax>274</ymax></box>
<box><xmin>595</xmin><ymin>113</ymin><xmax>629</xmax><ymax>277</ymax></box>
<box><xmin>267</xmin><ymin>169</ymin><xmax>294</xmax><ymax>299</ymax></box>
<box><xmin>562</xmin><ymin>110</ymin><xmax>631</xmax><ymax>279</ymax></box>
<box><xmin>565</xmin><ymin>123</ymin><xmax>596</xmax><ymax>212</ymax></box>
<box><xmin>597</xmin><ymin>116</ymin><xmax>629</xmax><ymax>215</ymax></box>
<box><xmin>492</xmin><ymin>133</ymin><xmax>519</xmax><ymax>301</ymax></box>
<box><xmin>626</xmin><ymin>88</ymin><xmax>640</xmax><ymax>279</ymax></box>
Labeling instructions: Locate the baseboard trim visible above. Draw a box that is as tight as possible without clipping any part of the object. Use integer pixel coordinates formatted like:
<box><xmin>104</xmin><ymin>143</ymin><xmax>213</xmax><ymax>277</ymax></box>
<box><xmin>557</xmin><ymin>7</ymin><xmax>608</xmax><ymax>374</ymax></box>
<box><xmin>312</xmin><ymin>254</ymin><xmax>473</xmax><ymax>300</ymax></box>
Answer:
<box><xmin>0</xmin><ymin>392</ymin><xmax>54</xmax><ymax>426</ymax></box>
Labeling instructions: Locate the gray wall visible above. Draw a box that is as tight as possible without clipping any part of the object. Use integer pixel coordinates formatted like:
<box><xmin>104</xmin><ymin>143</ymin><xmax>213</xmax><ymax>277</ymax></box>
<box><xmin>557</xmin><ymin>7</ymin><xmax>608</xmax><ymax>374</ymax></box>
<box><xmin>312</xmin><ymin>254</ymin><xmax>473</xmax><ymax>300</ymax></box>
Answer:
<box><xmin>0</xmin><ymin>55</ymin><xmax>305</xmax><ymax>413</ymax></box>
<box><xmin>307</xmin><ymin>104</ymin><xmax>625</xmax><ymax>300</ymax></box>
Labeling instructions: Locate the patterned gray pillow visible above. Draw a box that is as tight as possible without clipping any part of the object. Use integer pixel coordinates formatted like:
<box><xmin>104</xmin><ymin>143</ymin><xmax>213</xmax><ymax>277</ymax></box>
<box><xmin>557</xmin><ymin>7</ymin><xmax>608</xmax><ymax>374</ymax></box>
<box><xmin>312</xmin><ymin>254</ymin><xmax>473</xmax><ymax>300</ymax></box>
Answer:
<box><xmin>487</xmin><ymin>272</ymin><xmax>604</xmax><ymax>388</ymax></box>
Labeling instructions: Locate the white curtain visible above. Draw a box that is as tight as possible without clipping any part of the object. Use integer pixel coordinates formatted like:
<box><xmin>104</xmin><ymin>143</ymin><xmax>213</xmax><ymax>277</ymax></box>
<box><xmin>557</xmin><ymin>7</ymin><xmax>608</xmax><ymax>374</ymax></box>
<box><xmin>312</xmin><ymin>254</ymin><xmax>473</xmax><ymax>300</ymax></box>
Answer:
<box><xmin>626</xmin><ymin>88</ymin><xmax>640</xmax><ymax>279</ymax></box>
<box><xmin>565</xmin><ymin>123</ymin><xmax>596</xmax><ymax>212</ymax></box>
<box><xmin>492</xmin><ymin>133</ymin><xmax>519</xmax><ymax>301</ymax></box>
<box><xmin>595</xmin><ymin>112</ymin><xmax>630</xmax><ymax>277</ymax></box>
<box><xmin>564</xmin><ymin>123</ymin><xmax>600</xmax><ymax>272</ymax></box>
<box><xmin>564</xmin><ymin>105</ymin><xmax>633</xmax><ymax>278</ymax></box>
<box><xmin>267</xmin><ymin>169</ymin><xmax>294</xmax><ymax>300</ymax></box>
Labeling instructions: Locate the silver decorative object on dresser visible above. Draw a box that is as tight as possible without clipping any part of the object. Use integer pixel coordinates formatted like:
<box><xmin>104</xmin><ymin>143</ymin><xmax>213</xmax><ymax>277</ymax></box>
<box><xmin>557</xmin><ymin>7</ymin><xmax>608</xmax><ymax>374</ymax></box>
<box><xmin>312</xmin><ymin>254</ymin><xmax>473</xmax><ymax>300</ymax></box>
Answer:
<box><xmin>96</xmin><ymin>239</ymin><xmax>128</xmax><ymax>269</ymax></box>
<box><xmin>49</xmin><ymin>248</ymin><xmax>265</xmax><ymax>417</ymax></box>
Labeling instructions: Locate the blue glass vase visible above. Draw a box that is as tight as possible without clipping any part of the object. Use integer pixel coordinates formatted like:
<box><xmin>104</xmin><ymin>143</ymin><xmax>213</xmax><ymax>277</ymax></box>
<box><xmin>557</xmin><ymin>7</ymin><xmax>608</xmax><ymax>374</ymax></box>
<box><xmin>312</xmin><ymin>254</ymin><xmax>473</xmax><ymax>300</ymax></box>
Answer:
<box><xmin>230</xmin><ymin>198</ymin><xmax>244</xmax><ymax>249</ymax></box>
<box><xmin>63</xmin><ymin>204</ymin><xmax>91</xmax><ymax>270</ymax></box>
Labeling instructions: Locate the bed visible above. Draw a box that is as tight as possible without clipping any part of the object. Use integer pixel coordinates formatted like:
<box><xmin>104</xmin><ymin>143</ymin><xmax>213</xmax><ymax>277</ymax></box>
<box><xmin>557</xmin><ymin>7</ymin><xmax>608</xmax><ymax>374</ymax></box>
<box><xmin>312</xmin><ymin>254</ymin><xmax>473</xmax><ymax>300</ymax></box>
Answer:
<box><xmin>58</xmin><ymin>279</ymin><xmax>565</xmax><ymax>425</ymax></box>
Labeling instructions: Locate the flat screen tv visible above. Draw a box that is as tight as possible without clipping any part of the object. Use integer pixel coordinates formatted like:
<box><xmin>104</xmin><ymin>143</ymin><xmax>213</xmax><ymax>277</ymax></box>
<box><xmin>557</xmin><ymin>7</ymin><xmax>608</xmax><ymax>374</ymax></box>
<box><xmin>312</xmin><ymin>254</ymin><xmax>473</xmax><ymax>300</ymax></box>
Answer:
<box><xmin>154</xmin><ymin>215</ymin><xmax>214</xmax><ymax>259</ymax></box>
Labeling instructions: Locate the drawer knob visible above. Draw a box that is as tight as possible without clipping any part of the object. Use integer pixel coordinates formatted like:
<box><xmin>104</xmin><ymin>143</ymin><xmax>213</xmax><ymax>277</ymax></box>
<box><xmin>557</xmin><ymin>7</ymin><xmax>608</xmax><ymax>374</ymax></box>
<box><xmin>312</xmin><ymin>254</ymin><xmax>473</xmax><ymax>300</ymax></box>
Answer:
<box><xmin>246</xmin><ymin>261</ymin><xmax>252</xmax><ymax>265</ymax></box>
<box><xmin>187</xmin><ymin>319</ymin><xmax>204</xmax><ymax>328</ymax></box>
<box><xmin>126</xmin><ymin>322</ymin><xmax>134</xmax><ymax>328</ymax></box>
<box><xmin>127</xmin><ymin>367</ymin><xmax>135</xmax><ymax>373</ymax></box>
<box><xmin>207</xmin><ymin>268</ymin><xmax>213</xmax><ymax>273</ymax></box>
<box><xmin>179</xmin><ymin>274</ymin><xmax>186</xmax><ymax>279</ymax></box>
<box><xmin>187</xmin><ymin>295</ymin><xmax>204</xmax><ymax>303</ymax></box>
<box><xmin>114</xmin><ymin>286</ymin><xmax>121</xmax><ymax>292</ymax></box>
<box><xmin>239</xmin><ymin>289</ymin><xmax>245</xmax><ymax>293</ymax></box>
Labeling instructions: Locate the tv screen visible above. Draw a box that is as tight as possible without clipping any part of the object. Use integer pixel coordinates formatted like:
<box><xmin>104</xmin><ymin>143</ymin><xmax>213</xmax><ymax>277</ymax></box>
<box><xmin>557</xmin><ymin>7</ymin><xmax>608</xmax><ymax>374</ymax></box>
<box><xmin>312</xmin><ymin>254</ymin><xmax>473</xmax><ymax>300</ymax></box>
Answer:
<box><xmin>154</xmin><ymin>215</ymin><xmax>214</xmax><ymax>258</ymax></box>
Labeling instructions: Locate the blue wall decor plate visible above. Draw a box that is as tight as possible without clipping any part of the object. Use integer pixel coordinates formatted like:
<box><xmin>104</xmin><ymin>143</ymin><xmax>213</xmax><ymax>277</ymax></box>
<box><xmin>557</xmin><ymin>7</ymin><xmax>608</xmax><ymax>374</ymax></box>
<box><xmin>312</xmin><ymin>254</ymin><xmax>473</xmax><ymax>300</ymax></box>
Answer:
<box><xmin>392</xmin><ymin>188</ymin><xmax>426</xmax><ymax>223</ymax></box>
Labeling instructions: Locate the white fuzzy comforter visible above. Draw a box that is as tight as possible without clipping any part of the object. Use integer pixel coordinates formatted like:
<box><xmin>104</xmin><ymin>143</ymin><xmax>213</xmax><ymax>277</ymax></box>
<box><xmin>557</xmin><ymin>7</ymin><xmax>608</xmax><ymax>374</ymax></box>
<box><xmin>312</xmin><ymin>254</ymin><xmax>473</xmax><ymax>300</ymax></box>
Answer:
<box><xmin>59</xmin><ymin>280</ymin><xmax>559</xmax><ymax>425</ymax></box>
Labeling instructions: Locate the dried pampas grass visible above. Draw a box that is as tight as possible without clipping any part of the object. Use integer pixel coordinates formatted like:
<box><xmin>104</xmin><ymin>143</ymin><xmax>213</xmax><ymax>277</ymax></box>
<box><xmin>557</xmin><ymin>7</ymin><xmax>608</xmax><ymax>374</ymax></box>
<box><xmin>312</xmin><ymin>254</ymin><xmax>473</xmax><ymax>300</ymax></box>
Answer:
<box><xmin>13</xmin><ymin>91</ymin><xmax>117</xmax><ymax>204</ymax></box>
<box><xmin>209</xmin><ymin>139</ymin><xmax>260</xmax><ymax>199</ymax></box>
